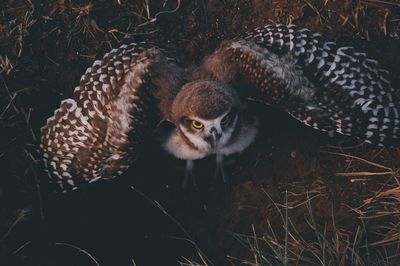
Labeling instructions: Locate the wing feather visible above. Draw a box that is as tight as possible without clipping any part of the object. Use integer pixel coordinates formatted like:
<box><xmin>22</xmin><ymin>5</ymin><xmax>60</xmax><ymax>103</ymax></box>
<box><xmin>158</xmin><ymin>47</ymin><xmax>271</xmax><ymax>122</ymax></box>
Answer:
<box><xmin>40</xmin><ymin>44</ymin><xmax>183</xmax><ymax>191</ymax></box>
<box><xmin>204</xmin><ymin>24</ymin><xmax>400</xmax><ymax>147</ymax></box>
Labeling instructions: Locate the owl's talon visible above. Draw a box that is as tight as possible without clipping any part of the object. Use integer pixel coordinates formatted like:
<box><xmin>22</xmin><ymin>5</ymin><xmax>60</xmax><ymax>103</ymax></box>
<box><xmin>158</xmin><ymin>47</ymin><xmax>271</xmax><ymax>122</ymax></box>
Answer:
<box><xmin>215</xmin><ymin>154</ymin><xmax>228</xmax><ymax>183</ymax></box>
<box><xmin>183</xmin><ymin>160</ymin><xmax>196</xmax><ymax>187</ymax></box>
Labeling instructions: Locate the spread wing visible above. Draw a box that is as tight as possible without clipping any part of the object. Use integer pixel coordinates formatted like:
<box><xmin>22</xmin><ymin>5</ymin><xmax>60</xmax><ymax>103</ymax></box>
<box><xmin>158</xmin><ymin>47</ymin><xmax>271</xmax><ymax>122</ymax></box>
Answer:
<box><xmin>40</xmin><ymin>43</ymin><xmax>184</xmax><ymax>192</ymax></box>
<box><xmin>203</xmin><ymin>24</ymin><xmax>400</xmax><ymax>147</ymax></box>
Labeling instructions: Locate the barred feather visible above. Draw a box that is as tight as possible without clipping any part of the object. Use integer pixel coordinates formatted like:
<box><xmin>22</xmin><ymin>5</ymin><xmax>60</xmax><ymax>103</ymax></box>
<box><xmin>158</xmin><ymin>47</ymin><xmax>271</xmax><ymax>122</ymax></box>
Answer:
<box><xmin>206</xmin><ymin>24</ymin><xmax>400</xmax><ymax>147</ymax></box>
<box><xmin>41</xmin><ymin>24</ymin><xmax>400</xmax><ymax>191</ymax></box>
<box><xmin>40</xmin><ymin>44</ymin><xmax>182</xmax><ymax>191</ymax></box>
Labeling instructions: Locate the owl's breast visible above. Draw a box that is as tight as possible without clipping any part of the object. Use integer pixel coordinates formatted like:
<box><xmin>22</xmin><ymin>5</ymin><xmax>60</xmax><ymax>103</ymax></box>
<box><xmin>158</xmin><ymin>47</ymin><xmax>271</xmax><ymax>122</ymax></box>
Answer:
<box><xmin>160</xmin><ymin>127</ymin><xmax>209</xmax><ymax>160</ymax></box>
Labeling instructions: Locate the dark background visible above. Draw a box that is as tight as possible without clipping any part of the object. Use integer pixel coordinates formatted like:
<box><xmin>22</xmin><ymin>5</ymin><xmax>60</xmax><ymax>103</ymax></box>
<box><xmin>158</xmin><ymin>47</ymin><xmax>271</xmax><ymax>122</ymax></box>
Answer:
<box><xmin>1</xmin><ymin>0</ymin><xmax>400</xmax><ymax>265</ymax></box>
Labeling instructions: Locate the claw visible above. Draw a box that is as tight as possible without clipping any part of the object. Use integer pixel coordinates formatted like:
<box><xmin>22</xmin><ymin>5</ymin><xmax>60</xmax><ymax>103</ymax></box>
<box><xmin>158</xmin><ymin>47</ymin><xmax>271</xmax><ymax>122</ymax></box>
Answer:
<box><xmin>183</xmin><ymin>160</ymin><xmax>196</xmax><ymax>187</ymax></box>
<box><xmin>214</xmin><ymin>154</ymin><xmax>228</xmax><ymax>183</ymax></box>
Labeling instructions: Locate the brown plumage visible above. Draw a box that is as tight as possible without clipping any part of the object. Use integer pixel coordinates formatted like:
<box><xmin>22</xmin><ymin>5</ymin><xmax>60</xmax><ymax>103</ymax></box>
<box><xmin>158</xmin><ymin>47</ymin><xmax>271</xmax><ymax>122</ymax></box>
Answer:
<box><xmin>40</xmin><ymin>44</ymin><xmax>184</xmax><ymax>191</ymax></box>
<box><xmin>40</xmin><ymin>24</ymin><xmax>400</xmax><ymax>191</ymax></box>
<box><xmin>171</xmin><ymin>81</ymin><xmax>243</xmax><ymax>122</ymax></box>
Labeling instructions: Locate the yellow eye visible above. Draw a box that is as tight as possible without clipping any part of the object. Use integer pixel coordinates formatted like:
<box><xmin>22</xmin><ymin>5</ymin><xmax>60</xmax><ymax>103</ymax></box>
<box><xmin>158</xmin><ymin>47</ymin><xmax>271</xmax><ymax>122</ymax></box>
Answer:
<box><xmin>191</xmin><ymin>120</ymin><xmax>204</xmax><ymax>129</ymax></box>
<box><xmin>221</xmin><ymin>114</ymin><xmax>230</xmax><ymax>125</ymax></box>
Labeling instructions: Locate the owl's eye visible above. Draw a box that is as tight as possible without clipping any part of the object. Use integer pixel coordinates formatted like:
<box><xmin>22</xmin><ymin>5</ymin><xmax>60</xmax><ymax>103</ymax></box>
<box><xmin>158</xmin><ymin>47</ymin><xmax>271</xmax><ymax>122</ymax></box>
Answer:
<box><xmin>221</xmin><ymin>114</ymin><xmax>231</xmax><ymax>125</ymax></box>
<box><xmin>191</xmin><ymin>120</ymin><xmax>204</xmax><ymax>129</ymax></box>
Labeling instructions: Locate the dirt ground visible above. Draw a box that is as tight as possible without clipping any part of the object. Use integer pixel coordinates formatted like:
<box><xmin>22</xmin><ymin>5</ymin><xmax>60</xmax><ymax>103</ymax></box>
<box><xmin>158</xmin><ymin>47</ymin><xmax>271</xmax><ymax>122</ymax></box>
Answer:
<box><xmin>1</xmin><ymin>0</ymin><xmax>400</xmax><ymax>265</ymax></box>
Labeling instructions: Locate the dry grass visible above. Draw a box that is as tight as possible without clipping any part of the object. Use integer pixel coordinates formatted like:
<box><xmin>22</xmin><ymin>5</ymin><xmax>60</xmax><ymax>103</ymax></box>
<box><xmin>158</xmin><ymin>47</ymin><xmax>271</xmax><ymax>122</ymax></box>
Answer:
<box><xmin>0</xmin><ymin>0</ymin><xmax>400</xmax><ymax>265</ymax></box>
<box><xmin>175</xmin><ymin>147</ymin><xmax>400</xmax><ymax>265</ymax></box>
<box><xmin>229</xmin><ymin>187</ymin><xmax>399</xmax><ymax>264</ymax></box>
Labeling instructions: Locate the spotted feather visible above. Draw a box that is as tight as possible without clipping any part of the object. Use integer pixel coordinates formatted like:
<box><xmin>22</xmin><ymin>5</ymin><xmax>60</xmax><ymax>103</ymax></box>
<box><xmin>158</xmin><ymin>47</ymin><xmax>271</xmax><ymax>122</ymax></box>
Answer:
<box><xmin>40</xmin><ymin>44</ymin><xmax>183</xmax><ymax>191</ymax></box>
<box><xmin>204</xmin><ymin>24</ymin><xmax>400</xmax><ymax>147</ymax></box>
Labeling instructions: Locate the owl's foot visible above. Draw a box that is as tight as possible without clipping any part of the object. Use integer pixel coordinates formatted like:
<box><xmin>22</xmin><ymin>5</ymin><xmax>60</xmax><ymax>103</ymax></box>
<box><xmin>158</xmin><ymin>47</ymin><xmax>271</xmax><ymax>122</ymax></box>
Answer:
<box><xmin>183</xmin><ymin>160</ymin><xmax>197</xmax><ymax>187</ymax></box>
<box><xmin>214</xmin><ymin>154</ymin><xmax>228</xmax><ymax>183</ymax></box>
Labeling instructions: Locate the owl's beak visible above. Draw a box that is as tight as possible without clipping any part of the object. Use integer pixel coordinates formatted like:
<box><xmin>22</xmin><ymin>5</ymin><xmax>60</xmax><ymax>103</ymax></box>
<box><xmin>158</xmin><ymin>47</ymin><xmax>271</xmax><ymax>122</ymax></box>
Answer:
<box><xmin>208</xmin><ymin>127</ymin><xmax>222</xmax><ymax>147</ymax></box>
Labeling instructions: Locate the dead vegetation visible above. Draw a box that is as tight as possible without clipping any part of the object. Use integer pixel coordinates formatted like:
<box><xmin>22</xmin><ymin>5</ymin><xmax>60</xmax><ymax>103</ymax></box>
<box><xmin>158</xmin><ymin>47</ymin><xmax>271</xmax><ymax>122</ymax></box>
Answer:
<box><xmin>0</xmin><ymin>0</ymin><xmax>400</xmax><ymax>265</ymax></box>
<box><xmin>227</xmin><ymin>149</ymin><xmax>400</xmax><ymax>265</ymax></box>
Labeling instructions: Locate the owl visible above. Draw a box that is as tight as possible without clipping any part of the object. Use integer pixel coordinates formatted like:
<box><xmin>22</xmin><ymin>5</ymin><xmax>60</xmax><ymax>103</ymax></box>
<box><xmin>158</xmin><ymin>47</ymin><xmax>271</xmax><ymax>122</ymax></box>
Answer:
<box><xmin>40</xmin><ymin>24</ymin><xmax>400</xmax><ymax>191</ymax></box>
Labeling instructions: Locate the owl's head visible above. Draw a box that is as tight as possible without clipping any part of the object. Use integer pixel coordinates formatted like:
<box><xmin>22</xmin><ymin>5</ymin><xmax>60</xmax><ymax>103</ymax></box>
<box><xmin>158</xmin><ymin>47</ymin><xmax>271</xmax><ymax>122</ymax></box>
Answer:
<box><xmin>171</xmin><ymin>81</ymin><xmax>243</xmax><ymax>151</ymax></box>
